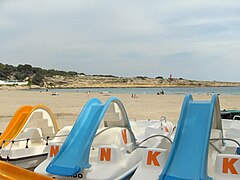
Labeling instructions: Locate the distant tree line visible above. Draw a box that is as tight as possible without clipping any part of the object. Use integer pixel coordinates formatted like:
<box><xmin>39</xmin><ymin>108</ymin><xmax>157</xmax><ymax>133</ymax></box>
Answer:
<box><xmin>92</xmin><ymin>74</ymin><xmax>118</xmax><ymax>78</ymax></box>
<box><xmin>0</xmin><ymin>63</ymin><xmax>82</xmax><ymax>86</ymax></box>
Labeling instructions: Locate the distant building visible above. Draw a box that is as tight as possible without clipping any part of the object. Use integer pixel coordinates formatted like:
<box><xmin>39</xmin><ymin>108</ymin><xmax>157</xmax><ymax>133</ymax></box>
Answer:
<box><xmin>0</xmin><ymin>80</ymin><xmax>28</xmax><ymax>86</ymax></box>
<box><xmin>0</xmin><ymin>80</ymin><xmax>5</xmax><ymax>85</ymax></box>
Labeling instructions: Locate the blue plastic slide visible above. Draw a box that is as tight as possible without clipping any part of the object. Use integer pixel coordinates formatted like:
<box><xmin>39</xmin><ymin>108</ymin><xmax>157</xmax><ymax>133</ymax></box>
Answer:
<box><xmin>46</xmin><ymin>97</ymin><xmax>131</xmax><ymax>176</ymax></box>
<box><xmin>159</xmin><ymin>94</ymin><xmax>219</xmax><ymax>180</ymax></box>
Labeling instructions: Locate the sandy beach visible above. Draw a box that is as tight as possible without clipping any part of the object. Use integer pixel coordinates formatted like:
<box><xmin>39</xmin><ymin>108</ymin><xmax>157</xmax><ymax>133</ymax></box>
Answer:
<box><xmin>1</xmin><ymin>90</ymin><xmax>240</xmax><ymax>132</ymax></box>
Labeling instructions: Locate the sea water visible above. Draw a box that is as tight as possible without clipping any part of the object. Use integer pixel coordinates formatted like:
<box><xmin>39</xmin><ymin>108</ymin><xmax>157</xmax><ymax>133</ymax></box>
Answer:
<box><xmin>32</xmin><ymin>86</ymin><xmax>240</xmax><ymax>95</ymax></box>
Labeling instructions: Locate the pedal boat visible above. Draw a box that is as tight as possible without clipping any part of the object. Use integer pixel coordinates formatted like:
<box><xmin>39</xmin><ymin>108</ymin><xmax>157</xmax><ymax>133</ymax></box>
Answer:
<box><xmin>35</xmin><ymin>97</ymin><xmax>175</xmax><ymax>179</ymax></box>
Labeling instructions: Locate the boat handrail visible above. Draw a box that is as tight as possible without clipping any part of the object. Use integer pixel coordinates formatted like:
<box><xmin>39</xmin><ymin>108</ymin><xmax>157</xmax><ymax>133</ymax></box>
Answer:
<box><xmin>94</xmin><ymin>126</ymin><xmax>137</xmax><ymax>153</ymax></box>
<box><xmin>137</xmin><ymin>134</ymin><xmax>173</xmax><ymax>147</ymax></box>
<box><xmin>233</xmin><ymin>115</ymin><xmax>240</xmax><ymax>120</ymax></box>
<box><xmin>1</xmin><ymin>134</ymin><xmax>68</xmax><ymax>143</ymax></box>
<box><xmin>210</xmin><ymin>138</ymin><xmax>240</xmax><ymax>147</ymax></box>
<box><xmin>209</xmin><ymin>138</ymin><xmax>240</xmax><ymax>155</ymax></box>
<box><xmin>0</xmin><ymin>134</ymin><xmax>68</xmax><ymax>158</ymax></box>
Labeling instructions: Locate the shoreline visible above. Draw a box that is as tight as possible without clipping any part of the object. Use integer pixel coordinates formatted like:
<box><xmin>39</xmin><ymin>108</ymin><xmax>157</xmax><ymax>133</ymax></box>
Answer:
<box><xmin>26</xmin><ymin>86</ymin><xmax>240</xmax><ymax>96</ymax></box>
<box><xmin>2</xmin><ymin>85</ymin><xmax>240</xmax><ymax>90</ymax></box>
<box><xmin>33</xmin><ymin>85</ymin><xmax>240</xmax><ymax>89</ymax></box>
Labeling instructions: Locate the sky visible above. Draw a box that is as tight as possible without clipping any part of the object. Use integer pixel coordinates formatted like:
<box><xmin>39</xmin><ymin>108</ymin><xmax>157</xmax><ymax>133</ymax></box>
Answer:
<box><xmin>0</xmin><ymin>0</ymin><xmax>240</xmax><ymax>81</ymax></box>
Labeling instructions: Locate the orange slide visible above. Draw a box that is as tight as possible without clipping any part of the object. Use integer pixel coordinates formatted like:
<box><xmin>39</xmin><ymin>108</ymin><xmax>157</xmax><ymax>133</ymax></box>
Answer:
<box><xmin>0</xmin><ymin>161</ymin><xmax>53</xmax><ymax>180</ymax></box>
<box><xmin>0</xmin><ymin>105</ymin><xmax>58</xmax><ymax>147</ymax></box>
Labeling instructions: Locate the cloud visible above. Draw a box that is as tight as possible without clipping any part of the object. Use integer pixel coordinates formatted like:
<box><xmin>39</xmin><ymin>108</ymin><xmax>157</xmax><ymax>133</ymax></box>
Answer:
<box><xmin>0</xmin><ymin>0</ymin><xmax>240</xmax><ymax>81</ymax></box>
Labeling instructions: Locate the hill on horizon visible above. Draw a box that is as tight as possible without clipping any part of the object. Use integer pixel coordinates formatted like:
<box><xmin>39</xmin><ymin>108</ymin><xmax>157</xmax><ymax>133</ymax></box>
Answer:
<box><xmin>0</xmin><ymin>63</ymin><xmax>239</xmax><ymax>88</ymax></box>
<box><xmin>0</xmin><ymin>63</ymin><xmax>84</xmax><ymax>86</ymax></box>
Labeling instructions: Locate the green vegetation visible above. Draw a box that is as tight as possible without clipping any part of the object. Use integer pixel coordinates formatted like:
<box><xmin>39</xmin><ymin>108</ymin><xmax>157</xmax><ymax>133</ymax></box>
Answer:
<box><xmin>32</xmin><ymin>72</ymin><xmax>45</xmax><ymax>86</ymax></box>
<box><xmin>155</xmin><ymin>76</ymin><xmax>164</xmax><ymax>80</ymax></box>
<box><xmin>136</xmin><ymin>76</ymin><xmax>148</xmax><ymax>80</ymax></box>
<box><xmin>92</xmin><ymin>74</ymin><xmax>118</xmax><ymax>78</ymax></box>
<box><xmin>0</xmin><ymin>63</ymin><xmax>80</xmax><ymax>86</ymax></box>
